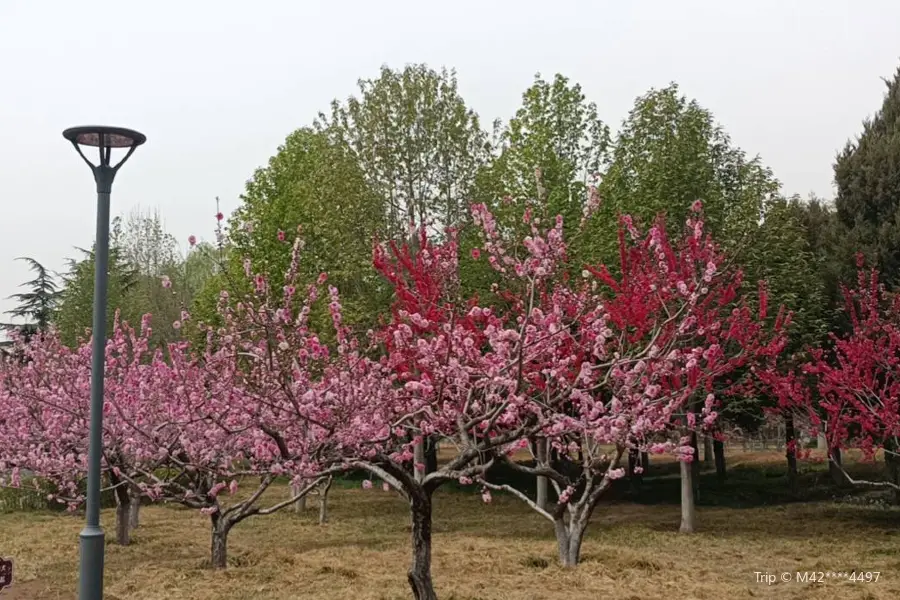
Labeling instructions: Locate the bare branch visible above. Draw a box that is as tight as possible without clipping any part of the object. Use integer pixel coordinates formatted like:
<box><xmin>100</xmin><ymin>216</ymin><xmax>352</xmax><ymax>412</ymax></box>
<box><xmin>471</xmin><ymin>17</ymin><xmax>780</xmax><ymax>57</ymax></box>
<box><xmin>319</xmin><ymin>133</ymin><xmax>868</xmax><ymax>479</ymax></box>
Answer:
<box><xmin>495</xmin><ymin>454</ymin><xmax>570</xmax><ymax>487</ymax></box>
<box><xmin>834</xmin><ymin>460</ymin><xmax>900</xmax><ymax>491</ymax></box>
<box><xmin>255</xmin><ymin>476</ymin><xmax>327</xmax><ymax>516</ymax></box>
<box><xmin>477</xmin><ymin>477</ymin><xmax>554</xmax><ymax>523</ymax></box>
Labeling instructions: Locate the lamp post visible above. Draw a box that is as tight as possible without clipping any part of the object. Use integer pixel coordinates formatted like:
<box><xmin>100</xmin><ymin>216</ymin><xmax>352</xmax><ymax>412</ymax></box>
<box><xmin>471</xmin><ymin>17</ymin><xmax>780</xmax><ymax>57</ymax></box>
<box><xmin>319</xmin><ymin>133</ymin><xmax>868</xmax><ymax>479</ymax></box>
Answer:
<box><xmin>62</xmin><ymin>126</ymin><xmax>146</xmax><ymax>600</ymax></box>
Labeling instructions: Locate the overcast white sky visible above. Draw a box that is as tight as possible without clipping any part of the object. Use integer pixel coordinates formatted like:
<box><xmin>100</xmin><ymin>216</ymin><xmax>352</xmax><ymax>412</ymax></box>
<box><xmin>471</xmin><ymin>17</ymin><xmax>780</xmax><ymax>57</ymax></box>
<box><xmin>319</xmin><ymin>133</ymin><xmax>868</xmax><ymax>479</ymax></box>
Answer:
<box><xmin>1</xmin><ymin>0</ymin><xmax>899</xmax><ymax>318</ymax></box>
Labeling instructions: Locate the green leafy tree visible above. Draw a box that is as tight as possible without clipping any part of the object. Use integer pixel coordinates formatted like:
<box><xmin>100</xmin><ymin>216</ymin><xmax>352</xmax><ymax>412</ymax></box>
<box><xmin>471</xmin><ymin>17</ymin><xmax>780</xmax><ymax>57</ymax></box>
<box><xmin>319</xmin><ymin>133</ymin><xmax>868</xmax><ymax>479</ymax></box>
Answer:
<box><xmin>54</xmin><ymin>245</ymin><xmax>138</xmax><ymax>347</ymax></box>
<box><xmin>473</xmin><ymin>73</ymin><xmax>609</xmax><ymax>255</ymax></box>
<box><xmin>586</xmin><ymin>83</ymin><xmax>809</xmax><ymax>492</ymax></box>
<box><xmin>317</xmin><ymin>64</ymin><xmax>489</xmax><ymax>238</ymax></box>
<box><xmin>228</xmin><ymin>128</ymin><xmax>389</xmax><ymax>330</ymax></box>
<box><xmin>746</xmin><ymin>197</ymin><xmax>829</xmax><ymax>351</ymax></box>
<box><xmin>182</xmin><ymin>241</ymin><xmax>219</xmax><ymax>299</ymax></box>
<box><xmin>724</xmin><ymin>196</ymin><xmax>829</xmax><ymax>428</ymax></box>
<box><xmin>118</xmin><ymin>207</ymin><xmax>180</xmax><ymax>279</ymax></box>
<box><xmin>786</xmin><ymin>195</ymin><xmax>847</xmax><ymax>332</ymax></box>
<box><xmin>834</xmin><ymin>65</ymin><xmax>900</xmax><ymax>288</ymax></box>
<box><xmin>54</xmin><ymin>209</ymin><xmax>216</xmax><ymax>347</ymax></box>
<box><xmin>463</xmin><ymin>74</ymin><xmax>610</xmax><ymax>302</ymax></box>
<box><xmin>56</xmin><ymin>218</ymin><xmax>146</xmax><ymax>342</ymax></box>
<box><xmin>117</xmin><ymin>208</ymin><xmax>189</xmax><ymax>340</ymax></box>
<box><xmin>590</xmin><ymin>83</ymin><xmax>778</xmax><ymax>264</ymax></box>
<box><xmin>475</xmin><ymin>73</ymin><xmax>609</xmax><ymax>226</ymax></box>
<box><xmin>312</xmin><ymin>64</ymin><xmax>488</xmax><ymax>474</ymax></box>
<box><xmin>462</xmin><ymin>75</ymin><xmax>611</xmax><ymax>502</ymax></box>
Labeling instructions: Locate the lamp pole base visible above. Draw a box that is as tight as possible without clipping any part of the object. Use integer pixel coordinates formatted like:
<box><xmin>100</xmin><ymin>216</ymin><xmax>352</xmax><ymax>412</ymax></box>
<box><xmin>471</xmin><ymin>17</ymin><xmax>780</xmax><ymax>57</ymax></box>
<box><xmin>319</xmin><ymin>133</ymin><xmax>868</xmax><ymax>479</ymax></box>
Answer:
<box><xmin>78</xmin><ymin>525</ymin><xmax>105</xmax><ymax>600</ymax></box>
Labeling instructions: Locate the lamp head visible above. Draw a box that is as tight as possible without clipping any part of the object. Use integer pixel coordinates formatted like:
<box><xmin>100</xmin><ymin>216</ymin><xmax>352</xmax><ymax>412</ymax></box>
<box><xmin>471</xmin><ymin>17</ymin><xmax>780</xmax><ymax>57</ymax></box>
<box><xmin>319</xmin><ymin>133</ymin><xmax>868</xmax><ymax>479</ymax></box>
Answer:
<box><xmin>63</xmin><ymin>125</ymin><xmax>146</xmax><ymax>192</ymax></box>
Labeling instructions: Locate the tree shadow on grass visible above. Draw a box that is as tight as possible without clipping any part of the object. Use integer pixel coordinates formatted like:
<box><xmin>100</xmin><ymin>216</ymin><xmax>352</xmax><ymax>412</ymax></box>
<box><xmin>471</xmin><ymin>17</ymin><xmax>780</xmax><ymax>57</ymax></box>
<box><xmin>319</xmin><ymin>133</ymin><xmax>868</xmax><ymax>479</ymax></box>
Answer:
<box><xmin>429</xmin><ymin>459</ymin><xmax>900</xmax><ymax>543</ymax></box>
<box><xmin>625</xmin><ymin>460</ymin><xmax>894</xmax><ymax>509</ymax></box>
<box><xmin>321</xmin><ymin>459</ymin><xmax>900</xmax><ymax>546</ymax></box>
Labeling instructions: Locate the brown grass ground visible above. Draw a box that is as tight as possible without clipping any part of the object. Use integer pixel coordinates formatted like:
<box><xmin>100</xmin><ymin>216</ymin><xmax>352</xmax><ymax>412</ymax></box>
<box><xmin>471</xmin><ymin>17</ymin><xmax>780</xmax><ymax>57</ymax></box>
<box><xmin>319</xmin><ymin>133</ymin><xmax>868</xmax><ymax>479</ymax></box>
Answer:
<box><xmin>2</xmin><ymin>451</ymin><xmax>899</xmax><ymax>600</ymax></box>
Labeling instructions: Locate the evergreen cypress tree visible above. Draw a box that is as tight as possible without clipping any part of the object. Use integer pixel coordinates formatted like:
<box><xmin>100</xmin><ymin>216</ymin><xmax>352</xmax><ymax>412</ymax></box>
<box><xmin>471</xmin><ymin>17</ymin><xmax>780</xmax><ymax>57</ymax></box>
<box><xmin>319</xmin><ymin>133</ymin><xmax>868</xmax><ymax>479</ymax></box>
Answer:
<box><xmin>834</xmin><ymin>65</ymin><xmax>900</xmax><ymax>286</ymax></box>
<box><xmin>1</xmin><ymin>257</ymin><xmax>59</xmax><ymax>342</ymax></box>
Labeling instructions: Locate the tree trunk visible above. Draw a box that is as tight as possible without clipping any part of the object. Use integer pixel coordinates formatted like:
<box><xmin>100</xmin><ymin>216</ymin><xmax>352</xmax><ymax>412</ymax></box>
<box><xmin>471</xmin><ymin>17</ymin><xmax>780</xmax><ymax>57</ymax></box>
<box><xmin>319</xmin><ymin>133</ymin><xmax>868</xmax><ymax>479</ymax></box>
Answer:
<box><xmin>829</xmin><ymin>447</ymin><xmax>846</xmax><ymax>487</ymax></box>
<box><xmin>115</xmin><ymin>496</ymin><xmax>131</xmax><ymax>546</ymax></box>
<box><xmin>292</xmin><ymin>481</ymin><xmax>306</xmax><ymax>513</ymax></box>
<box><xmin>713</xmin><ymin>438</ymin><xmax>726</xmax><ymax>480</ymax></box>
<box><xmin>414</xmin><ymin>442</ymin><xmax>426</xmax><ymax>484</ymax></box>
<box><xmin>679</xmin><ymin>459</ymin><xmax>695</xmax><ymax>533</ymax></box>
<box><xmin>128</xmin><ymin>484</ymin><xmax>141</xmax><ymax>530</ymax></box>
<box><xmin>425</xmin><ymin>437</ymin><xmax>438</xmax><ymax>475</ymax></box>
<box><xmin>703</xmin><ymin>435</ymin><xmax>713</xmax><ymax>463</ymax></box>
<box><xmin>553</xmin><ymin>507</ymin><xmax>591</xmax><ymax>568</ymax></box>
<box><xmin>535</xmin><ymin>438</ymin><xmax>548</xmax><ymax>510</ymax></box>
<box><xmin>550</xmin><ymin>476</ymin><xmax>611</xmax><ymax>569</ymax></box>
<box><xmin>550</xmin><ymin>445</ymin><xmax>565</xmax><ymax>474</ymax></box>
<box><xmin>886</xmin><ymin>440</ymin><xmax>900</xmax><ymax>505</ymax></box>
<box><xmin>318</xmin><ymin>478</ymin><xmax>332</xmax><ymax>525</ymax></box>
<box><xmin>886</xmin><ymin>454</ymin><xmax>900</xmax><ymax>505</ymax></box>
<box><xmin>210</xmin><ymin>512</ymin><xmax>231</xmax><ymax>570</ymax></box>
<box><xmin>113</xmin><ymin>484</ymin><xmax>131</xmax><ymax>546</ymax></box>
<box><xmin>407</xmin><ymin>494</ymin><xmax>437</xmax><ymax>600</ymax></box>
<box><xmin>627</xmin><ymin>448</ymin><xmax>642</xmax><ymax>491</ymax></box>
<box><xmin>890</xmin><ymin>460</ymin><xmax>900</xmax><ymax>506</ymax></box>
<box><xmin>785</xmin><ymin>413</ymin><xmax>798</xmax><ymax>494</ymax></box>
<box><xmin>817</xmin><ymin>431</ymin><xmax>827</xmax><ymax>450</ymax></box>
<box><xmin>689</xmin><ymin>431</ymin><xmax>700</xmax><ymax>500</ymax></box>
<box><xmin>641</xmin><ymin>451</ymin><xmax>649</xmax><ymax>471</ymax></box>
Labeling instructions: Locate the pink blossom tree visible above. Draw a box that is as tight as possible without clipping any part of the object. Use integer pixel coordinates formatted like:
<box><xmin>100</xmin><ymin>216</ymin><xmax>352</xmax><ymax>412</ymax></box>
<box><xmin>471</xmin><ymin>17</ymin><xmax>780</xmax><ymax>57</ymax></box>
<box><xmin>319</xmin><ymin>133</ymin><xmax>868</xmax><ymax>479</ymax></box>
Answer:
<box><xmin>110</xmin><ymin>234</ymin><xmax>370</xmax><ymax>569</ymax></box>
<box><xmin>0</xmin><ymin>314</ymin><xmax>167</xmax><ymax>545</ymax></box>
<box><xmin>0</xmin><ymin>230</ymin><xmax>363</xmax><ymax>566</ymax></box>
<box><xmin>173</xmin><ymin>224</ymin><xmax>535</xmax><ymax>588</ymax></box>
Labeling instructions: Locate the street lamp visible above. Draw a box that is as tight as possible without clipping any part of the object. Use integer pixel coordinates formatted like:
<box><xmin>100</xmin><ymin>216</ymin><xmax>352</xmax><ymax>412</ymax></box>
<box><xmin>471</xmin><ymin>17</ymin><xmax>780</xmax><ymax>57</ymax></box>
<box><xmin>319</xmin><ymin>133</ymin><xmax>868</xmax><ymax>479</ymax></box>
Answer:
<box><xmin>62</xmin><ymin>126</ymin><xmax>146</xmax><ymax>600</ymax></box>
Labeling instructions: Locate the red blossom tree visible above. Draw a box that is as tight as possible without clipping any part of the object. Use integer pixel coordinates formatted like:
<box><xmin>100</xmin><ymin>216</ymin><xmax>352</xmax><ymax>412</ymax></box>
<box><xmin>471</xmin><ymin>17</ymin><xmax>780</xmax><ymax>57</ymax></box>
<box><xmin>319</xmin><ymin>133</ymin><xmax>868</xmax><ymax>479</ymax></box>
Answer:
<box><xmin>462</xmin><ymin>201</ymin><xmax>789</xmax><ymax>564</ymax></box>
<box><xmin>291</xmin><ymin>222</ymin><xmax>586</xmax><ymax>600</ymax></box>
<box><xmin>799</xmin><ymin>262</ymin><xmax>900</xmax><ymax>494</ymax></box>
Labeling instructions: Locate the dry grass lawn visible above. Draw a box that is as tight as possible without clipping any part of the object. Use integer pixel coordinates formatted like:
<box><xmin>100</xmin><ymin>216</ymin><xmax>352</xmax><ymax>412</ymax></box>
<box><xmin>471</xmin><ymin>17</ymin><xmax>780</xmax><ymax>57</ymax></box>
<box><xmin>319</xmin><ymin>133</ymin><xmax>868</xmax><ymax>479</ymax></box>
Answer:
<box><xmin>2</xmin><ymin>453</ymin><xmax>900</xmax><ymax>600</ymax></box>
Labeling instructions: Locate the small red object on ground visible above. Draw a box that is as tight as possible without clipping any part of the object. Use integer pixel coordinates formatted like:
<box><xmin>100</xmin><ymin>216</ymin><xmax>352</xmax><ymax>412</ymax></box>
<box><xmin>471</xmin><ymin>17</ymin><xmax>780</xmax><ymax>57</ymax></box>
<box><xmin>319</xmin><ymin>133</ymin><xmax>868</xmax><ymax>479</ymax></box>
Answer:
<box><xmin>0</xmin><ymin>558</ymin><xmax>11</xmax><ymax>592</ymax></box>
